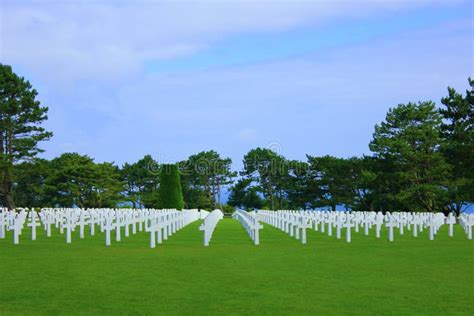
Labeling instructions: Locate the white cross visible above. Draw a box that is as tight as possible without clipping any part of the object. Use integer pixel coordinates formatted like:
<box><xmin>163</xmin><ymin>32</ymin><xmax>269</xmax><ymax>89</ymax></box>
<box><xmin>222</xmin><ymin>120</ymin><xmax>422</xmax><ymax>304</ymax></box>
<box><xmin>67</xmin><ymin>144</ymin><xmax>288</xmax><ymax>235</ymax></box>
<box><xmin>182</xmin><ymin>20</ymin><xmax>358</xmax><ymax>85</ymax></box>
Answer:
<box><xmin>11</xmin><ymin>211</ymin><xmax>27</xmax><ymax>245</ymax></box>
<box><xmin>0</xmin><ymin>212</ymin><xmax>5</xmax><ymax>239</ymax></box>
<box><xmin>364</xmin><ymin>219</ymin><xmax>370</xmax><ymax>236</ymax></box>
<box><xmin>89</xmin><ymin>211</ymin><xmax>97</xmax><ymax>236</ymax></box>
<box><xmin>375</xmin><ymin>213</ymin><xmax>384</xmax><ymax>238</ymax></box>
<box><xmin>427</xmin><ymin>220</ymin><xmax>436</xmax><ymax>241</ymax></box>
<box><xmin>386</xmin><ymin>218</ymin><xmax>397</xmax><ymax>242</ymax></box>
<box><xmin>335</xmin><ymin>216</ymin><xmax>343</xmax><ymax>240</ymax></box>
<box><xmin>327</xmin><ymin>220</ymin><xmax>333</xmax><ymax>237</ymax></box>
<box><xmin>78</xmin><ymin>210</ymin><xmax>89</xmax><ymax>239</ymax></box>
<box><xmin>412</xmin><ymin>221</ymin><xmax>419</xmax><ymax>237</ymax></box>
<box><xmin>145</xmin><ymin>214</ymin><xmax>158</xmax><ymax>248</ymax></box>
<box><xmin>343</xmin><ymin>219</ymin><xmax>354</xmax><ymax>243</ymax></box>
<box><xmin>115</xmin><ymin>211</ymin><xmax>122</xmax><ymax>242</ymax></box>
<box><xmin>103</xmin><ymin>214</ymin><xmax>115</xmax><ymax>246</ymax></box>
<box><xmin>299</xmin><ymin>214</ymin><xmax>310</xmax><ymax>244</ymax></box>
<box><xmin>63</xmin><ymin>211</ymin><xmax>76</xmax><ymax>244</ymax></box>
<box><xmin>446</xmin><ymin>214</ymin><xmax>456</xmax><ymax>237</ymax></box>
<box><xmin>27</xmin><ymin>209</ymin><xmax>41</xmax><ymax>240</ymax></box>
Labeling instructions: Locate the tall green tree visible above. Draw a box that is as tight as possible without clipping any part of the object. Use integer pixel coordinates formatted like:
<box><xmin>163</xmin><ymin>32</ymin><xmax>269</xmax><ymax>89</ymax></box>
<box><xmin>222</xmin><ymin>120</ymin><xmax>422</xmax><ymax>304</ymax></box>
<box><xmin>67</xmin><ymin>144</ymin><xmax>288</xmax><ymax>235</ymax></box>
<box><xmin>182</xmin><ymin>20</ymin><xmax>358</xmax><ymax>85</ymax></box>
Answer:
<box><xmin>242</xmin><ymin>148</ymin><xmax>288</xmax><ymax>210</ymax></box>
<box><xmin>46</xmin><ymin>153</ymin><xmax>123</xmax><ymax>208</ymax></box>
<box><xmin>46</xmin><ymin>153</ymin><xmax>96</xmax><ymax>207</ymax></box>
<box><xmin>286</xmin><ymin>160</ymin><xmax>310</xmax><ymax>210</ymax></box>
<box><xmin>228</xmin><ymin>178</ymin><xmax>264</xmax><ymax>210</ymax></box>
<box><xmin>180</xmin><ymin>151</ymin><xmax>235</xmax><ymax>209</ymax></box>
<box><xmin>306</xmin><ymin>156</ymin><xmax>356</xmax><ymax>211</ymax></box>
<box><xmin>439</xmin><ymin>78</ymin><xmax>474</xmax><ymax>215</ymax></box>
<box><xmin>369</xmin><ymin>101</ymin><xmax>450</xmax><ymax>212</ymax></box>
<box><xmin>121</xmin><ymin>155</ymin><xmax>160</xmax><ymax>208</ymax></box>
<box><xmin>91</xmin><ymin>162</ymin><xmax>123</xmax><ymax>208</ymax></box>
<box><xmin>13</xmin><ymin>158</ymin><xmax>52</xmax><ymax>207</ymax></box>
<box><xmin>349</xmin><ymin>156</ymin><xmax>378</xmax><ymax>212</ymax></box>
<box><xmin>0</xmin><ymin>64</ymin><xmax>52</xmax><ymax>209</ymax></box>
<box><xmin>157</xmin><ymin>164</ymin><xmax>184</xmax><ymax>210</ymax></box>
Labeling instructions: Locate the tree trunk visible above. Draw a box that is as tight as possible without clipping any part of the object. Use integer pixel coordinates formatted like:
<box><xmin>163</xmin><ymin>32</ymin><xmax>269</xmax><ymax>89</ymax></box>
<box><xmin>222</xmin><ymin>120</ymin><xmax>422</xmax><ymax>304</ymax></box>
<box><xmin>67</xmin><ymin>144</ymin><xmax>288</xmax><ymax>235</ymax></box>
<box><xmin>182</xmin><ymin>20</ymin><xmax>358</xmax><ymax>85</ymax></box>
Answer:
<box><xmin>0</xmin><ymin>170</ymin><xmax>15</xmax><ymax>210</ymax></box>
<box><xmin>1</xmin><ymin>183</ymin><xmax>15</xmax><ymax>210</ymax></box>
<box><xmin>268</xmin><ymin>184</ymin><xmax>274</xmax><ymax>210</ymax></box>
<box><xmin>455</xmin><ymin>203</ymin><xmax>462</xmax><ymax>217</ymax></box>
<box><xmin>217</xmin><ymin>178</ymin><xmax>222</xmax><ymax>210</ymax></box>
<box><xmin>207</xmin><ymin>183</ymin><xmax>212</xmax><ymax>209</ymax></box>
<box><xmin>5</xmin><ymin>194</ymin><xmax>15</xmax><ymax>210</ymax></box>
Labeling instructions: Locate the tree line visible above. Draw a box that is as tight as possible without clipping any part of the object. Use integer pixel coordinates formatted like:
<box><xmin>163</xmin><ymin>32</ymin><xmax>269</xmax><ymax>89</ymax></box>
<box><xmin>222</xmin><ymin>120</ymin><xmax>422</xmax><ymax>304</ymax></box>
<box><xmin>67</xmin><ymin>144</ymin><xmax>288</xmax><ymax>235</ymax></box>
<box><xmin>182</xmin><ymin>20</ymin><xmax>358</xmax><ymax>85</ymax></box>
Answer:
<box><xmin>1</xmin><ymin>64</ymin><xmax>472</xmax><ymax>214</ymax></box>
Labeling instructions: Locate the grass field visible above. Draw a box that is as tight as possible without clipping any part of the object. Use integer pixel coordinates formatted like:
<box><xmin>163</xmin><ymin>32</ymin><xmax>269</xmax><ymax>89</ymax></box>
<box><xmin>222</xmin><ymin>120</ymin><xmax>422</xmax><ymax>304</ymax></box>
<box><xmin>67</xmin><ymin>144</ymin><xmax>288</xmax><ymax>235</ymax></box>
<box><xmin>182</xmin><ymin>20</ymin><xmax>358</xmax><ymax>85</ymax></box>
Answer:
<box><xmin>0</xmin><ymin>218</ymin><xmax>473</xmax><ymax>316</ymax></box>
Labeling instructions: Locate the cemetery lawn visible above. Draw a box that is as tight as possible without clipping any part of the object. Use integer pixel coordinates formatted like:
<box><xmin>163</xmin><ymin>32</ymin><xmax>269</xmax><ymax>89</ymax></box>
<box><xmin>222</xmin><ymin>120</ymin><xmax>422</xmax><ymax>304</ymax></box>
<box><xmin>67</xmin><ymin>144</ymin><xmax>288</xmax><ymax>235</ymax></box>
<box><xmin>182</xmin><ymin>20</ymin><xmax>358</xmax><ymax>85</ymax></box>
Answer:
<box><xmin>0</xmin><ymin>219</ymin><xmax>473</xmax><ymax>316</ymax></box>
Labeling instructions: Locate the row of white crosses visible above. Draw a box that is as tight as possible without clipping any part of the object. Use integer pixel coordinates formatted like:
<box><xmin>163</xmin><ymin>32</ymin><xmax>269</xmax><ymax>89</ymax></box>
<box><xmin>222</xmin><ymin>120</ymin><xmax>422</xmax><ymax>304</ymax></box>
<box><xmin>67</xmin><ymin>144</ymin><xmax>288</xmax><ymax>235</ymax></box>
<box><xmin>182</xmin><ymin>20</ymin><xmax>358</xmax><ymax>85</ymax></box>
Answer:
<box><xmin>146</xmin><ymin>209</ymin><xmax>201</xmax><ymax>248</ymax></box>
<box><xmin>199</xmin><ymin>209</ymin><xmax>224</xmax><ymax>246</ymax></box>
<box><xmin>0</xmin><ymin>209</ymin><xmax>28</xmax><ymax>244</ymax></box>
<box><xmin>459</xmin><ymin>213</ymin><xmax>473</xmax><ymax>240</ymax></box>
<box><xmin>258</xmin><ymin>210</ymin><xmax>311</xmax><ymax>244</ymax></box>
<box><xmin>383</xmin><ymin>212</ymin><xmax>447</xmax><ymax>241</ymax></box>
<box><xmin>0</xmin><ymin>208</ymin><xmax>202</xmax><ymax>247</ymax></box>
<box><xmin>232</xmin><ymin>210</ymin><xmax>263</xmax><ymax>245</ymax></box>
<box><xmin>2</xmin><ymin>208</ymin><xmax>472</xmax><ymax>246</ymax></box>
<box><xmin>257</xmin><ymin>210</ymin><xmax>473</xmax><ymax>243</ymax></box>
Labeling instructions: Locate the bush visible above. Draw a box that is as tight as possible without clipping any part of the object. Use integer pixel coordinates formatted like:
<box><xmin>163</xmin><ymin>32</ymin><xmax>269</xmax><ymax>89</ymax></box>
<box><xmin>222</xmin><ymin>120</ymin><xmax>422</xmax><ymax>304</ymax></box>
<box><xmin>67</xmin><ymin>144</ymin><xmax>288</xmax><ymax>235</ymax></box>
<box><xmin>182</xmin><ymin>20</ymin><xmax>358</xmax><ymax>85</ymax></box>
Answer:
<box><xmin>222</xmin><ymin>204</ymin><xmax>235</xmax><ymax>214</ymax></box>
<box><xmin>157</xmin><ymin>164</ymin><xmax>184</xmax><ymax>210</ymax></box>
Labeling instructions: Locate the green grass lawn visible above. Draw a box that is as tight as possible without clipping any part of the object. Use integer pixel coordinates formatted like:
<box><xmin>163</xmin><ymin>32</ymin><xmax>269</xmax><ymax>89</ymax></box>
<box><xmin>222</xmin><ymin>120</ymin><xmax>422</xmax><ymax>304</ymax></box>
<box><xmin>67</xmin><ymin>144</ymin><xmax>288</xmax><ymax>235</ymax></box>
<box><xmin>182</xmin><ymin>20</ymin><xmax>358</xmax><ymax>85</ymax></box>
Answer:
<box><xmin>0</xmin><ymin>218</ymin><xmax>473</xmax><ymax>316</ymax></box>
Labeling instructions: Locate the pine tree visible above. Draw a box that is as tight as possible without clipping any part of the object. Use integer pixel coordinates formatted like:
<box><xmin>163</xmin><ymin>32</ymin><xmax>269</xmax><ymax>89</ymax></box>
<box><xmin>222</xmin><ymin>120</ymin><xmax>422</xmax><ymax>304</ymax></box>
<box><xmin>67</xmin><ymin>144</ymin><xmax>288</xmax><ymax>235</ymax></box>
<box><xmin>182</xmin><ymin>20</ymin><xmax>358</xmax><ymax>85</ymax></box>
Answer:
<box><xmin>0</xmin><ymin>64</ymin><xmax>52</xmax><ymax>209</ymax></box>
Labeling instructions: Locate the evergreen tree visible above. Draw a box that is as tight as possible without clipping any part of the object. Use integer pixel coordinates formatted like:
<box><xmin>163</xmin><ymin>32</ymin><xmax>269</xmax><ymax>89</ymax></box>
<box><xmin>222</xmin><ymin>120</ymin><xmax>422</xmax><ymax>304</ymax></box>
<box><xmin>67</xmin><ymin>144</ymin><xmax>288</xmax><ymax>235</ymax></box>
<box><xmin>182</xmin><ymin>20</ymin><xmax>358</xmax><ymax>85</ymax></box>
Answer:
<box><xmin>439</xmin><ymin>78</ymin><xmax>474</xmax><ymax>215</ymax></box>
<box><xmin>0</xmin><ymin>64</ymin><xmax>52</xmax><ymax>209</ymax></box>
<box><xmin>158</xmin><ymin>164</ymin><xmax>184</xmax><ymax>210</ymax></box>
<box><xmin>13</xmin><ymin>158</ymin><xmax>52</xmax><ymax>207</ymax></box>
<box><xmin>46</xmin><ymin>153</ymin><xmax>123</xmax><ymax>208</ymax></box>
<box><xmin>369</xmin><ymin>101</ymin><xmax>449</xmax><ymax>212</ymax></box>
<box><xmin>180</xmin><ymin>151</ymin><xmax>235</xmax><ymax>209</ymax></box>
<box><xmin>228</xmin><ymin>178</ymin><xmax>264</xmax><ymax>210</ymax></box>
<box><xmin>121</xmin><ymin>155</ymin><xmax>160</xmax><ymax>208</ymax></box>
<box><xmin>242</xmin><ymin>148</ymin><xmax>288</xmax><ymax>210</ymax></box>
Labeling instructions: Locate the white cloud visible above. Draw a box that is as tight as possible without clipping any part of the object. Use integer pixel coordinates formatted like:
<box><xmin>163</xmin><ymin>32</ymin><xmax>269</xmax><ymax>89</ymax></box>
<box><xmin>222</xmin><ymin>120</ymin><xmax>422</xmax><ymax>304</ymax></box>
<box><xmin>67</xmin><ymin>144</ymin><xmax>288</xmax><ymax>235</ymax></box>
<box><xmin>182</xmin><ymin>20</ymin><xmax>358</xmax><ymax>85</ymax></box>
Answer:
<box><xmin>34</xmin><ymin>16</ymin><xmax>472</xmax><ymax>164</ymax></box>
<box><xmin>1</xmin><ymin>0</ymin><xmax>468</xmax><ymax>84</ymax></box>
<box><xmin>0</xmin><ymin>1</ymin><xmax>471</xmax><ymax>164</ymax></box>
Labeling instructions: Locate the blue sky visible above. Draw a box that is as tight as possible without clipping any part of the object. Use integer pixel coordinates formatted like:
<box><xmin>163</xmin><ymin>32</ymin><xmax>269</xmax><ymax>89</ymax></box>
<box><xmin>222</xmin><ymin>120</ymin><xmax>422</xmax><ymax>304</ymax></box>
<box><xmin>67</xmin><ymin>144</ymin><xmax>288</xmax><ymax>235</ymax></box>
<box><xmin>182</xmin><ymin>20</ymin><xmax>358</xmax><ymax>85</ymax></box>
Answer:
<box><xmin>1</xmin><ymin>0</ymin><xmax>473</xmax><ymax>170</ymax></box>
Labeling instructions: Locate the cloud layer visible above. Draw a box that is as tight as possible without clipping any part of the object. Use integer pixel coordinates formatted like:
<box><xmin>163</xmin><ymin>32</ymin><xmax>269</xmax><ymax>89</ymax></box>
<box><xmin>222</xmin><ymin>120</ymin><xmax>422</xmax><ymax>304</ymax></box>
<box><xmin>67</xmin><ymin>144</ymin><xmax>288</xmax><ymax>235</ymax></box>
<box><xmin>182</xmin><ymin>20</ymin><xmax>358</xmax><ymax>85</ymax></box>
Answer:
<box><xmin>1</xmin><ymin>1</ymin><xmax>472</xmax><ymax>166</ymax></box>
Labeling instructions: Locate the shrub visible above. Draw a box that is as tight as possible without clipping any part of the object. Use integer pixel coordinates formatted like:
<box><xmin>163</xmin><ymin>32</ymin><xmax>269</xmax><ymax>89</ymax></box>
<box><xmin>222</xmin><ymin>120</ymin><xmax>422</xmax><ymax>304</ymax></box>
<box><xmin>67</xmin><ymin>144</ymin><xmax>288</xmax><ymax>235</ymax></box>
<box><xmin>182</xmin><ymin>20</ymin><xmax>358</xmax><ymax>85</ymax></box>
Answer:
<box><xmin>222</xmin><ymin>204</ymin><xmax>235</xmax><ymax>214</ymax></box>
<box><xmin>157</xmin><ymin>164</ymin><xmax>184</xmax><ymax>210</ymax></box>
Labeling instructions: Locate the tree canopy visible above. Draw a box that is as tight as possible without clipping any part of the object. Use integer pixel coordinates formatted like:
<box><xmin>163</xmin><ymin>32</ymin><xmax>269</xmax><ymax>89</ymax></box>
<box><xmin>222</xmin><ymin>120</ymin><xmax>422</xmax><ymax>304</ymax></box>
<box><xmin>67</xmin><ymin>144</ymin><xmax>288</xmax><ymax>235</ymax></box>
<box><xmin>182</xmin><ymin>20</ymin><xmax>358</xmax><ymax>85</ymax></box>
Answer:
<box><xmin>157</xmin><ymin>164</ymin><xmax>184</xmax><ymax>210</ymax></box>
<box><xmin>0</xmin><ymin>64</ymin><xmax>52</xmax><ymax>209</ymax></box>
<box><xmin>1</xmin><ymin>64</ymin><xmax>472</xmax><ymax>214</ymax></box>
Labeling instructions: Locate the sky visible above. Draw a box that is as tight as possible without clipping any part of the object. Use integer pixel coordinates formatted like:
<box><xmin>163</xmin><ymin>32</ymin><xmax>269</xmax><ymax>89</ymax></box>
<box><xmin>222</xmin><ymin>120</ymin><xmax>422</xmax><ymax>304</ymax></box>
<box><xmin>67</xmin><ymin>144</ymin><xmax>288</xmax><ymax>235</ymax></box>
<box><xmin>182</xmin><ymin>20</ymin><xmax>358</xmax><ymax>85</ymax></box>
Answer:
<box><xmin>1</xmin><ymin>0</ymin><xmax>473</xmax><ymax>170</ymax></box>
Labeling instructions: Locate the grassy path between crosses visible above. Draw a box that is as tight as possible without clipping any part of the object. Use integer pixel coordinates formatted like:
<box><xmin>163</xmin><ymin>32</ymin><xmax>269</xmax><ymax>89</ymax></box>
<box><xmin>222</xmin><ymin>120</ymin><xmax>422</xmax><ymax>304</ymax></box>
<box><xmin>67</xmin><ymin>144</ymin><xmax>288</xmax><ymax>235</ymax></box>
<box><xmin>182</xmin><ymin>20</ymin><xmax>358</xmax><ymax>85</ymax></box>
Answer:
<box><xmin>0</xmin><ymin>218</ymin><xmax>473</xmax><ymax>315</ymax></box>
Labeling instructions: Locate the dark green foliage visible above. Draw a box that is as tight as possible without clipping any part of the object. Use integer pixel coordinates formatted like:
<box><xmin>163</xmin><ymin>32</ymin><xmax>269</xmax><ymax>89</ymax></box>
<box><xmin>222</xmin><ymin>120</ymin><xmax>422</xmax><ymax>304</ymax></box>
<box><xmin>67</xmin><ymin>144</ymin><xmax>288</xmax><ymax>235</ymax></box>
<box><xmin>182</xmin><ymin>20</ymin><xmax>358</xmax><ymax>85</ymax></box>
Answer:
<box><xmin>12</xmin><ymin>158</ymin><xmax>52</xmax><ymax>207</ymax></box>
<box><xmin>369</xmin><ymin>101</ymin><xmax>450</xmax><ymax>212</ymax></box>
<box><xmin>3</xmin><ymin>68</ymin><xmax>472</xmax><ymax>214</ymax></box>
<box><xmin>241</xmin><ymin>148</ymin><xmax>288</xmax><ymax>210</ymax></box>
<box><xmin>307</xmin><ymin>156</ymin><xmax>357</xmax><ymax>210</ymax></box>
<box><xmin>228</xmin><ymin>178</ymin><xmax>264</xmax><ymax>210</ymax></box>
<box><xmin>0</xmin><ymin>64</ymin><xmax>52</xmax><ymax>209</ymax></box>
<box><xmin>439</xmin><ymin>78</ymin><xmax>474</xmax><ymax>215</ymax></box>
<box><xmin>179</xmin><ymin>150</ymin><xmax>236</xmax><ymax>210</ymax></box>
<box><xmin>157</xmin><ymin>164</ymin><xmax>184</xmax><ymax>210</ymax></box>
<box><xmin>120</xmin><ymin>155</ymin><xmax>160</xmax><ymax>208</ymax></box>
<box><xmin>286</xmin><ymin>160</ymin><xmax>311</xmax><ymax>210</ymax></box>
<box><xmin>221</xmin><ymin>204</ymin><xmax>235</xmax><ymax>214</ymax></box>
<box><xmin>45</xmin><ymin>153</ymin><xmax>123</xmax><ymax>208</ymax></box>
